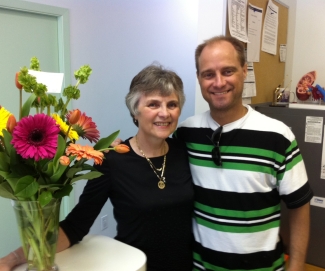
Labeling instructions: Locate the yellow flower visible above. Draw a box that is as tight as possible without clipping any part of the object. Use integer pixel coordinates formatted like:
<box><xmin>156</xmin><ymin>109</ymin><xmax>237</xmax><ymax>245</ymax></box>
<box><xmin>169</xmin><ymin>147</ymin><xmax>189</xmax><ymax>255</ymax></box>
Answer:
<box><xmin>0</xmin><ymin>106</ymin><xmax>12</xmax><ymax>137</ymax></box>
<box><xmin>52</xmin><ymin>113</ymin><xmax>79</xmax><ymax>141</ymax></box>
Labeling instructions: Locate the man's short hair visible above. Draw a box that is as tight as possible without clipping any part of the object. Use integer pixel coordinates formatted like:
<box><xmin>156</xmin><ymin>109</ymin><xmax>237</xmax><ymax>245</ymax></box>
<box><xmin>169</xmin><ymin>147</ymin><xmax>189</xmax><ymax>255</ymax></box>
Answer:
<box><xmin>195</xmin><ymin>35</ymin><xmax>246</xmax><ymax>73</ymax></box>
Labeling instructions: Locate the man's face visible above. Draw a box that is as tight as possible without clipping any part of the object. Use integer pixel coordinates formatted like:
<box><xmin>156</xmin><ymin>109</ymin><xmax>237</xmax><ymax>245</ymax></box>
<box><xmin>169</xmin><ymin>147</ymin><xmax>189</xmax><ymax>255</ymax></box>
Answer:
<box><xmin>197</xmin><ymin>41</ymin><xmax>247</xmax><ymax>114</ymax></box>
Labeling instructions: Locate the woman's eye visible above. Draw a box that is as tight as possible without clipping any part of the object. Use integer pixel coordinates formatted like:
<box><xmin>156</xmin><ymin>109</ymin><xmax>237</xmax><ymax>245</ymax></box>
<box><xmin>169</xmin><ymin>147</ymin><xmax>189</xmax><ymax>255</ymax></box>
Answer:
<box><xmin>148</xmin><ymin>103</ymin><xmax>159</xmax><ymax>108</ymax></box>
<box><xmin>168</xmin><ymin>103</ymin><xmax>178</xmax><ymax>109</ymax></box>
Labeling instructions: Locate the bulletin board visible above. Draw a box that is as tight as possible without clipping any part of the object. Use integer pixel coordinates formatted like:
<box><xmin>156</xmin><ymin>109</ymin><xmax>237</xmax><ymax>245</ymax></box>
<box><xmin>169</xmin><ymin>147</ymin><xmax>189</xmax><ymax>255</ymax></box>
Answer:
<box><xmin>226</xmin><ymin>0</ymin><xmax>288</xmax><ymax>104</ymax></box>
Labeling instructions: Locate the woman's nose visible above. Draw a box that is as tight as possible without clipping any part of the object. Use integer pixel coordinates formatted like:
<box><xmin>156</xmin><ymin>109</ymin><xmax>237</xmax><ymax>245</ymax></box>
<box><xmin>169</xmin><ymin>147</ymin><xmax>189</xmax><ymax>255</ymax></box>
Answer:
<box><xmin>158</xmin><ymin>105</ymin><xmax>169</xmax><ymax>117</ymax></box>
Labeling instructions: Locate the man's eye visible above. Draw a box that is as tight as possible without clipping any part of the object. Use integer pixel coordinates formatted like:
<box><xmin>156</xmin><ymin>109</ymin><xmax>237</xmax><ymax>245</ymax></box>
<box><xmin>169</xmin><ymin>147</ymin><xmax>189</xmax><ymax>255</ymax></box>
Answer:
<box><xmin>203</xmin><ymin>73</ymin><xmax>214</xmax><ymax>79</ymax></box>
<box><xmin>223</xmin><ymin>69</ymin><xmax>235</xmax><ymax>76</ymax></box>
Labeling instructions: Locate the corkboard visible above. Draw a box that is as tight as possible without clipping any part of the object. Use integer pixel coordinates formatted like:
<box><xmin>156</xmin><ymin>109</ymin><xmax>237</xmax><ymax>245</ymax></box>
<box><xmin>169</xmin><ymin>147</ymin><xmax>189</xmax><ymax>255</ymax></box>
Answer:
<box><xmin>226</xmin><ymin>0</ymin><xmax>288</xmax><ymax>104</ymax></box>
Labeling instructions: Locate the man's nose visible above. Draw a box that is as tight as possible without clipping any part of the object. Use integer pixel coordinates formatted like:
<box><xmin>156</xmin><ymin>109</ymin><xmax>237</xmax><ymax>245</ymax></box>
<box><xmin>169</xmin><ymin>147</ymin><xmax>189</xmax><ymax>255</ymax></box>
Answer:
<box><xmin>213</xmin><ymin>74</ymin><xmax>226</xmax><ymax>88</ymax></box>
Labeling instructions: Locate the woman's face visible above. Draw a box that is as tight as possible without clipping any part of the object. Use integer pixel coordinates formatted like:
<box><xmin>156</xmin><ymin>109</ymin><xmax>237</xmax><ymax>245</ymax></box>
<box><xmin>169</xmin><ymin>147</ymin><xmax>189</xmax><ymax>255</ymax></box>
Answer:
<box><xmin>135</xmin><ymin>91</ymin><xmax>181</xmax><ymax>141</ymax></box>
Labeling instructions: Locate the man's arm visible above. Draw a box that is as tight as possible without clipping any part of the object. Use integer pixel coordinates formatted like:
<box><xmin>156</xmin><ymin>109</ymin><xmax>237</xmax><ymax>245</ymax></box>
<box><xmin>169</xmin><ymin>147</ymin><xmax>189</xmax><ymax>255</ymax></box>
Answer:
<box><xmin>287</xmin><ymin>202</ymin><xmax>310</xmax><ymax>271</ymax></box>
<box><xmin>0</xmin><ymin>227</ymin><xmax>70</xmax><ymax>271</ymax></box>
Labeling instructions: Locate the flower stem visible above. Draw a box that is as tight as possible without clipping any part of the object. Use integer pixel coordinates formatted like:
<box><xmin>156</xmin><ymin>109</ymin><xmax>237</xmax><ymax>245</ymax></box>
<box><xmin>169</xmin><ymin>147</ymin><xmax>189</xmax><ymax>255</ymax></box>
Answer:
<box><xmin>19</xmin><ymin>89</ymin><xmax>22</xmax><ymax>120</ymax></box>
<box><xmin>13</xmin><ymin>200</ymin><xmax>60</xmax><ymax>271</ymax></box>
<box><xmin>97</xmin><ymin>147</ymin><xmax>114</xmax><ymax>152</ymax></box>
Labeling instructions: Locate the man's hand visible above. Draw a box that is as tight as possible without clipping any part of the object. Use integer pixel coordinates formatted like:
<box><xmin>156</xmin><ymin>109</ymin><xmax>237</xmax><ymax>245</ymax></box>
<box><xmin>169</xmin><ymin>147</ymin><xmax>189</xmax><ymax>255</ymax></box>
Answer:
<box><xmin>104</xmin><ymin>138</ymin><xmax>122</xmax><ymax>153</ymax></box>
<box><xmin>0</xmin><ymin>249</ymin><xmax>25</xmax><ymax>271</ymax></box>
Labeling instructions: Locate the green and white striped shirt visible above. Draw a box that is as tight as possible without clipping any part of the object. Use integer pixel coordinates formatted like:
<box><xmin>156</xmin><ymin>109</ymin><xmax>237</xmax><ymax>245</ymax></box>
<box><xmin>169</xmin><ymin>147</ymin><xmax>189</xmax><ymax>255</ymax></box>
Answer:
<box><xmin>175</xmin><ymin>105</ymin><xmax>313</xmax><ymax>271</ymax></box>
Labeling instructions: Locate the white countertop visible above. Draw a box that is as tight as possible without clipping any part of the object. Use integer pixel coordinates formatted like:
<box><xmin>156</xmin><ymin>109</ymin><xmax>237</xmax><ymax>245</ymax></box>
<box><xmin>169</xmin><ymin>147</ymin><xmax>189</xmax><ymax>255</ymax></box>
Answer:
<box><xmin>13</xmin><ymin>235</ymin><xmax>147</xmax><ymax>271</ymax></box>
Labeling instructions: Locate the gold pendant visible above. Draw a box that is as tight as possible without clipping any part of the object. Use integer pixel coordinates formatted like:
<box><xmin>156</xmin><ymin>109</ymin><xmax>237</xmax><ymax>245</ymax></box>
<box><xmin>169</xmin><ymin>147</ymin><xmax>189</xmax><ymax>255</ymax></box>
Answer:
<box><xmin>158</xmin><ymin>180</ymin><xmax>165</xmax><ymax>189</ymax></box>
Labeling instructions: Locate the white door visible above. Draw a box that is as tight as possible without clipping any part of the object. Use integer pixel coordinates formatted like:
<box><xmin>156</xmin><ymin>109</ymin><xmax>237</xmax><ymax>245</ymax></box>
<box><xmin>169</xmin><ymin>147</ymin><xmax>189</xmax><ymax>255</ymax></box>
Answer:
<box><xmin>0</xmin><ymin>0</ymin><xmax>71</xmax><ymax>256</ymax></box>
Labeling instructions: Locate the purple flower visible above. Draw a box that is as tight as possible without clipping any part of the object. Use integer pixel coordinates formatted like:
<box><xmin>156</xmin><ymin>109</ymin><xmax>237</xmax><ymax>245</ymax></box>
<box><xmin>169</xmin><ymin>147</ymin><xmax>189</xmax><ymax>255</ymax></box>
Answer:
<box><xmin>11</xmin><ymin>114</ymin><xmax>60</xmax><ymax>161</ymax></box>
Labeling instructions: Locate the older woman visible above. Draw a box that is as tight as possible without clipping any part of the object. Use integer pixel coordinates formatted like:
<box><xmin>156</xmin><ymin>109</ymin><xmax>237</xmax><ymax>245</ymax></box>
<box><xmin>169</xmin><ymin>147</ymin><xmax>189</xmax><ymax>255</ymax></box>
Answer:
<box><xmin>1</xmin><ymin>64</ymin><xmax>193</xmax><ymax>271</ymax></box>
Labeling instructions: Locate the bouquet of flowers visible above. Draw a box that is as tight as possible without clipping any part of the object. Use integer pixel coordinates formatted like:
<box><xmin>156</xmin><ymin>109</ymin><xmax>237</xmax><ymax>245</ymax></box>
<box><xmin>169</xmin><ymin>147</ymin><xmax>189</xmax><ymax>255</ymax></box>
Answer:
<box><xmin>0</xmin><ymin>57</ymin><xmax>129</xmax><ymax>271</ymax></box>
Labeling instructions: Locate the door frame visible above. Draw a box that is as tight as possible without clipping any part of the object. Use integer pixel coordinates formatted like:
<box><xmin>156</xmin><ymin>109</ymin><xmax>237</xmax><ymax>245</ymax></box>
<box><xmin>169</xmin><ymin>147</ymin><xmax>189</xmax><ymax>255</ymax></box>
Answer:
<box><xmin>0</xmin><ymin>0</ymin><xmax>71</xmax><ymax>86</ymax></box>
<box><xmin>0</xmin><ymin>0</ymin><xmax>73</xmax><ymax>217</ymax></box>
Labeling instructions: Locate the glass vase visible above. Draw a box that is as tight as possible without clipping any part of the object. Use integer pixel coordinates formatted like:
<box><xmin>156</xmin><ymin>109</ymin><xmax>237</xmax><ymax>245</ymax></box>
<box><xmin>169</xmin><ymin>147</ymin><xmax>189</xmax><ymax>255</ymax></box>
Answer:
<box><xmin>11</xmin><ymin>199</ymin><xmax>61</xmax><ymax>271</ymax></box>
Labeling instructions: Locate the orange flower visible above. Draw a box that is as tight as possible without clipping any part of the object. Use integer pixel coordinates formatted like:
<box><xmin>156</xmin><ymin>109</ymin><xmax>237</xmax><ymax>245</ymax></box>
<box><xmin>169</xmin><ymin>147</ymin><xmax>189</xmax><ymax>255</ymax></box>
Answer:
<box><xmin>6</xmin><ymin>115</ymin><xmax>17</xmax><ymax>134</ymax></box>
<box><xmin>15</xmin><ymin>72</ymin><xmax>23</xmax><ymax>90</ymax></box>
<box><xmin>59</xmin><ymin>156</ymin><xmax>70</xmax><ymax>166</ymax></box>
<box><xmin>66</xmin><ymin>143</ymin><xmax>104</xmax><ymax>165</ymax></box>
<box><xmin>68</xmin><ymin>109</ymin><xmax>81</xmax><ymax>125</ymax></box>
<box><xmin>114</xmin><ymin>144</ymin><xmax>130</xmax><ymax>153</ymax></box>
<box><xmin>72</xmin><ymin>112</ymin><xmax>100</xmax><ymax>143</ymax></box>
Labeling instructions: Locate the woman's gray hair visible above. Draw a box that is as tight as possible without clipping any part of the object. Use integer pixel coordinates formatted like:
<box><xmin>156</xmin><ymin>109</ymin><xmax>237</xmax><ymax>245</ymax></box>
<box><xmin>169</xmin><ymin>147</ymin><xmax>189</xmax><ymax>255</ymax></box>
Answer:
<box><xmin>125</xmin><ymin>63</ymin><xmax>185</xmax><ymax>126</ymax></box>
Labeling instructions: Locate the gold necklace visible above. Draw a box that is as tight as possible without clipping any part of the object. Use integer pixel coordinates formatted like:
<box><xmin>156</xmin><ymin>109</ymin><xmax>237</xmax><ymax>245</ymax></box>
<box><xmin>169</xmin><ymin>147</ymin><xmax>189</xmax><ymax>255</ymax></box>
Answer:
<box><xmin>135</xmin><ymin>135</ymin><xmax>167</xmax><ymax>189</ymax></box>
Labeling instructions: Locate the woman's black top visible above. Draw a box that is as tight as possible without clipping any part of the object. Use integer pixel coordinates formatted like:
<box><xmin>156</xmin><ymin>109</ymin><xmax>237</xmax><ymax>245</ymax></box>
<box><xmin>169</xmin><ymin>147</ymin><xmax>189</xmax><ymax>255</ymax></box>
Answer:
<box><xmin>60</xmin><ymin>137</ymin><xmax>194</xmax><ymax>270</ymax></box>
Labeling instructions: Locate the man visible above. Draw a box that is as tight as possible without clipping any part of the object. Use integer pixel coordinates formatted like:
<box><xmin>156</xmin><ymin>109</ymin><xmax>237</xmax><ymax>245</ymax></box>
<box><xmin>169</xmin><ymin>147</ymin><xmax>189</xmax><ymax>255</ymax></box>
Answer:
<box><xmin>174</xmin><ymin>35</ymin><xmax>313</xmax><ymax>271</ymax></box>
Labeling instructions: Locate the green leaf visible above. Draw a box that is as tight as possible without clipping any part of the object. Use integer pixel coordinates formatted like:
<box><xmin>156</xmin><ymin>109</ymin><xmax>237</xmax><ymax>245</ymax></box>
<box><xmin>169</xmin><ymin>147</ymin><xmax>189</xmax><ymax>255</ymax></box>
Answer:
<box><xmin>2</xmin><ymin>129</ymin><xmax>13</xmax><ymax>156</ymax></box>
<box><xmin>36</xmin><ymin>175</ymin><xmax>48</xmax><ymax>185</ymax></box>
<box><xmin>37</xmin><ymin>158</ymin><xmax>50</xmax><ymax>171</ymax></box>
<box><xmin>0</xmin><ymin>182</ymin><xmax>15</xmax><ymax>199</ymax></box>
<box><xmin>81</xmin><ymin>163</ymin><xmax>97</xmax><ymax>171</ymax></box>
<box><xmin>9</xmin><ymin>145</ymin><xmax>20</xmax><ymax>167</ymax></box>
<box><xmin>50</xmin><ymin>163</ymin><xmax>68</xmax><ymax>183</ymax></box>
<box><xmin>70</xmin><ymin>171</ymin><xmax>102</xmax><ymax>184</ymax></box>
<box><xmin>10</xmin><ymin>161</ymin><xmax>35</xmax><ymax>177</ymax></box>
<box><xmin>0</xmin><ymin>152</ymin><xmax>9</xmax><ymax>172</ymax></box>
<box><xmin>15</xmin><ymin>175</ymin><xmax>39</xmax><ymax>198</ymax></box>
<box><xmin>53</xmin><ymin>135</ymin><xmax>66</xmax><ymax>170</ymax></box>
<box><xmin>43</xmin><ymin>161</ymin><xmax>54</xmax><ymax>176</ymax></box>
<box><xmin>21</xmin><ymin>93</ymin><xmax>37</xmax><ymax>118</ymax></box>
<box><xmin>53</xmin><ymin>184</ymin><xmax>73</xmax><ymax>199</ymax></box>
<box><xmin>0</xmin><ymin>171</ymin><xmax>10</xmax><ymax>180</ymax></box>
<box><xmin>5</xmin><ymin>173</ymin><xmax>20</xmax><ymax>191</ymax></box>
<box><xmin>39</xmin><ymin>190</ymin><xmax>53</xmax><ymax>207</ymax></box>
<box><xmin>0</xmin><ymin>137</ymin><xmax>4</xmax><ymax>153</ymax></box>
<box><xmin>66</xmin><ymin>167</ymin><xmax>82</xmax><ymax>178</ymax></box>
<box><xmin>93</xmin><ymin>130</ymin><xmax>120</xmax><ymax>150</ymax></box>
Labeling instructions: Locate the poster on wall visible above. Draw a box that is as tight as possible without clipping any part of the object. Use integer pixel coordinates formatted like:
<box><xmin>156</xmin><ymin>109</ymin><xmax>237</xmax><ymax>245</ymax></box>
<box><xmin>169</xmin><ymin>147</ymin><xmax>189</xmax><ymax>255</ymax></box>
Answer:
<box><xmin>243</xmin><ymin>62</ymin><xmax>256</xmax><ymax>97</ymax></box>
<box><xmin>227</xmin><ymin>0</ymin><xmax>249</xmax><ymax>43</ymax></box>
<box><xmin>261</xmin><ymin>0</ymin><xmax>278</xmax><ymax>55</ymax></box>
<box><xmin>247</xmin><ymin>4</ymin><xmax>263</xmax><ymax>62</ymax></box>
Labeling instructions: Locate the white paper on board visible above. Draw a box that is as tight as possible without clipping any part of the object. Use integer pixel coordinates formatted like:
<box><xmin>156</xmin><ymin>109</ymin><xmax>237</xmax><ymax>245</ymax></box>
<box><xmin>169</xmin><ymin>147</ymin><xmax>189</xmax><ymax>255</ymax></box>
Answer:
<box><xmin>310</xmin><ymin>196</ymin><xmax>325</xmax><ymax>208</ymax></box>
<box><xmin>247</xmin><ymin>4</ymin><xmax>263</xmax><ymax>62</ymax></box>
<box><xmin>228</xmin><ymin>0</ymin><xmax>249</xmax><ymax>43</ymax></box>
<box><xmin>243</xmin><ymin>62</ymin><xmax>256</xmax><ymax>97</ymax></box>
<box><xmin>261</xmin><ymin>0</ymin><xmax>278</xmax><ymax>55</ymax></box>
<box><xmin>28</xmin><ymin>70</ymin><xmax>64</xmax><ymax>94</ymax></box>
<box><xmin>279</xmin><ymin>44</ymin><xmax>287</xmax><ymax>62</ymax></box>
<box><xmin>305</xmin><ymin>116</ymin><xmax>323</xmax><ymax>144</ymax></box>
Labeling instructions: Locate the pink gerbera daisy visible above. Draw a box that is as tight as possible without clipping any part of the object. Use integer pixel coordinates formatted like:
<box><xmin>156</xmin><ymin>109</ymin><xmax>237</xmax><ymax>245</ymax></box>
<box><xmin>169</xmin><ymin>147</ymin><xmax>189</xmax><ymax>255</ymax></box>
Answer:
<box><xmin>11</xmin><ymin>113</ymin><xmax>60</xmax><ymax>161</ymax></box>
<box><xmin>70</xmin><ymin>112</ymin><xmax>100</xmax><ymax>143</ymax></box>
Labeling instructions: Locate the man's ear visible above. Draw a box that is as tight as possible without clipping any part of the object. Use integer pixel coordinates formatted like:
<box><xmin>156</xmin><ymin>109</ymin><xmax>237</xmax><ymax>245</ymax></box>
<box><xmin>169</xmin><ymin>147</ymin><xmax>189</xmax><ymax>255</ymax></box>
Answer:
<box><xmin>243</xmin><ymin>63</ymin><xmax>248</xmax><ymax>79</ymax></box>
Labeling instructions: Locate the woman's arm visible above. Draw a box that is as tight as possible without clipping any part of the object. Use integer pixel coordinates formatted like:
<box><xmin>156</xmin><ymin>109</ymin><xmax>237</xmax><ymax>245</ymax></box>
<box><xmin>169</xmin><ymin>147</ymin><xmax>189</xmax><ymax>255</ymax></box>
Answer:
<box><xmin>0</xmin><ymin>227</ymin><xmax>70</xmax><ymax>271</ymax></box>
<box><xmin>56</xmin><ymin>227</ymin><xmax>71</xmax><ymax>252</ymax></box>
